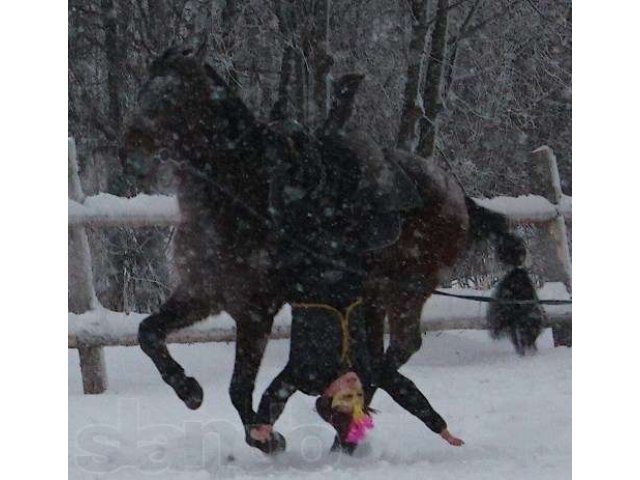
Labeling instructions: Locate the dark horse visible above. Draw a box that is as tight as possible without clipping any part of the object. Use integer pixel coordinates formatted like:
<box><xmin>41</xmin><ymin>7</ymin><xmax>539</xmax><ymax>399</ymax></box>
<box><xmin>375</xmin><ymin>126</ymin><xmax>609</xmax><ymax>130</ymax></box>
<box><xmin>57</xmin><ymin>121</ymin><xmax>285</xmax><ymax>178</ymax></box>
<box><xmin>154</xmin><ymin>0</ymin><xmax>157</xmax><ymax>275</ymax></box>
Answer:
<box><xmin>125</xmin><ymin>47</ymin><xmax>543</xmax><ymax>437</ymax></box>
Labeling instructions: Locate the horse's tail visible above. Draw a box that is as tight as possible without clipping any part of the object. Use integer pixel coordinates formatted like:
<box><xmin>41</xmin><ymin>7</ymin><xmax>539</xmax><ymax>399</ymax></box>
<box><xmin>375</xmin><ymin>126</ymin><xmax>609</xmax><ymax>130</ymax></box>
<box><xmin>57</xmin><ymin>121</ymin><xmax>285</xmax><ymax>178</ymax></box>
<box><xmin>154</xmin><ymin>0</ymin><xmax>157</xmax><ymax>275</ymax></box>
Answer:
<box><xmin>465</xmin><ymin>196</ymin><xmax>545</xmax><ymax>355</ymax></box>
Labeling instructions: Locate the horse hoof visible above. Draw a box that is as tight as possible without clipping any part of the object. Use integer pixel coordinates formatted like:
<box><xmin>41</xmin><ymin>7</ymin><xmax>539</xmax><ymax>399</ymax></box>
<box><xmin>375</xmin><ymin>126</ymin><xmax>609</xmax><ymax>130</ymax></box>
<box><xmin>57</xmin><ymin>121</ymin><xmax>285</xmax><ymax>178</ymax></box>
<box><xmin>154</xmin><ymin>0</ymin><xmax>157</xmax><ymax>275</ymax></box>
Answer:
<box><xmin>269</xmin><ymin>431</ymin><xmax>287</xmax><ymax>454</ymax></box>
<box><xmin>166</xmin><ymin>374</ymin><xmax>203</xmax><ymax>410</ymax></box>
<box><xmin>330</xmin><ymin>436</ymin><xmax>357</xmax><ymax>455</ymax></box>
<box><xmin>246</xmin><ymin>431</ymin><xmax>287</xmax><ymax>455</ymax></box>
<box><xmin>180</xmin><ymin>376</ymin><xmax>204</xmax><ymax>409</ymax></box>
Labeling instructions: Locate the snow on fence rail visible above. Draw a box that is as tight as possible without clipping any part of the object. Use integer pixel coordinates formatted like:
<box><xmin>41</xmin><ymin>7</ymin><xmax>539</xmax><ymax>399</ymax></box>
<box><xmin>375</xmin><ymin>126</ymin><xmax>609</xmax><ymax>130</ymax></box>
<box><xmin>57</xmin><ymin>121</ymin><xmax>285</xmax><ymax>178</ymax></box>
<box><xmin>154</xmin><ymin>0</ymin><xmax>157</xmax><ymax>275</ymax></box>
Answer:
<box><xmin>69</xmin><ymin>286</ymin><xmax>572</xmax><ymax>348</ymax></box>
<box><xmin>68</xmin><ymin>138</ymin><xmax>572</xmax><ymax>394</ymax></box>
<box><xmin>68</xmin><ymin>192</ymin><xmax>571</xmax><ymax>228</ymax></box>
<box><xmin>68</xmin><ymin>193</ymin><xmax>180</xmax><ymax>227</ymax></box>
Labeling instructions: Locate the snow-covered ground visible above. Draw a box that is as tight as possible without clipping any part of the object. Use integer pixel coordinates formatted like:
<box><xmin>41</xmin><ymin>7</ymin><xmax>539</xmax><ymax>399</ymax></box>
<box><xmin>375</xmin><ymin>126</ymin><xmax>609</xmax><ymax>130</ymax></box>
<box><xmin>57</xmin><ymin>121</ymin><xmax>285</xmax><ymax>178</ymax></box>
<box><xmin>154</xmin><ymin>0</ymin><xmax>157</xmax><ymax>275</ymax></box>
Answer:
<box><xmin>69</xmin><ymin>329</ymin><xmax>570</xmax><ymax>479</ymax></box>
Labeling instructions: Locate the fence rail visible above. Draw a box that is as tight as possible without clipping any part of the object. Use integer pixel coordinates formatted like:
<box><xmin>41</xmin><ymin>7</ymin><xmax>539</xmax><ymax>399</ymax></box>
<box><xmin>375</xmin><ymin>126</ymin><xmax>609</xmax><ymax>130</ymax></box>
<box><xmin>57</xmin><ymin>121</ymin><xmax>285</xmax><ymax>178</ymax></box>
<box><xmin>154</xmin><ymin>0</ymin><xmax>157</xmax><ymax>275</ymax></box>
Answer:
<box><xmin>69</xmin><ymin>308</ymin><xmax>572</xmax><ymax>349</ymax></box>
<box><xmin>68</xmin><ymin>192</ymin><xmax>571</xmax><ymax>228</ymax></box>
<box><xmin>68</xmin><ymin>138</ymin><xmax>572</xmax><ymax>394</ymax></box>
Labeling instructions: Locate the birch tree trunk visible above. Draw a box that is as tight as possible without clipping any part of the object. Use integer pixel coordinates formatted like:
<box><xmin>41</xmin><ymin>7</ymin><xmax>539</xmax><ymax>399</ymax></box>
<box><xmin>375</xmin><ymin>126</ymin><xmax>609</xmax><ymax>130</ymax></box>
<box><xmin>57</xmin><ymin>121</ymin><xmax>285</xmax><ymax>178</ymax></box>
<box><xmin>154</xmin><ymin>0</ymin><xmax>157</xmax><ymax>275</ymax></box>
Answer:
<box><xmin>101</xmin><ymin>0</ymin><xmax>132</xmax><ymax>311</ymax></box>
<box><xmin>101</xmin><ymin>0</ymin><xmax>122</xmax><ymax>143</ymax></box>
<box><xmin>272</xmin><ymin>0</ymin><xmax>334</xmax><ymax>128</ymax></box>
<box><xmin>310</xmin><ymin>0</ymin><xmax>333</xmax><ymax>124</ymax></box>
<box><xmin>272</xmin><ymin>0</ymin><xmax>307</xmax><ymax>124</ymax></box>
<box><xmin>294</xmin><ymin>49</ymin><xmax>307</xmax><ymax>124</ymax></box>
<box><xmin>416</xmin><ymin>0</ymin><xmax>449</xmax><ymax>159</ymax></box>
<box><xmin>396</xmin><ymin>0</ymin><xmax>430</xmax><ymax>152</ymax></box>
<box><xmin>271</xmin><ymin>0</ymin><xmax>297</xmax><ymax>121</ymax></box>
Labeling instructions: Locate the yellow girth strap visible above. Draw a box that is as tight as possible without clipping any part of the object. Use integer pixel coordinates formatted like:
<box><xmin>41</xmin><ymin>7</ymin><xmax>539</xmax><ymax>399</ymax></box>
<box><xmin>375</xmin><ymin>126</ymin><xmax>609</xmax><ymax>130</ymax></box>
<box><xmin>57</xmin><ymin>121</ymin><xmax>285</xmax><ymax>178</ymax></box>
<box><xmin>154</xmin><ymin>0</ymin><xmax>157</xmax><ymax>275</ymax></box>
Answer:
<box><xmin>292</xmin><ymin>298</ymin><xmax>363</xmax><ymax>367</ymax></box>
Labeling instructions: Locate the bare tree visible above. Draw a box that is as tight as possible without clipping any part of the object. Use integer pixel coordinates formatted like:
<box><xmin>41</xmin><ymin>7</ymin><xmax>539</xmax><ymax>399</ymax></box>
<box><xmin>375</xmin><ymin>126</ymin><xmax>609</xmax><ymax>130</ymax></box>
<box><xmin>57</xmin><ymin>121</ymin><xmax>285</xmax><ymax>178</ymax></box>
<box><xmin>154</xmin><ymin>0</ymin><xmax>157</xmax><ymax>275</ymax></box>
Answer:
<box><xmin>416</xmin><ymin>0</ymin><xmax>449</xmax><ymax>159</ymax></box>
<box><xmin>68</xmin><ymin>0</ymin><xmax>571</xmax><ymax>311</ymax></box>
<box><xmin>396</xmin><ymin>0</ymin><xmax>430</xmax><ymax>152</ymax></box>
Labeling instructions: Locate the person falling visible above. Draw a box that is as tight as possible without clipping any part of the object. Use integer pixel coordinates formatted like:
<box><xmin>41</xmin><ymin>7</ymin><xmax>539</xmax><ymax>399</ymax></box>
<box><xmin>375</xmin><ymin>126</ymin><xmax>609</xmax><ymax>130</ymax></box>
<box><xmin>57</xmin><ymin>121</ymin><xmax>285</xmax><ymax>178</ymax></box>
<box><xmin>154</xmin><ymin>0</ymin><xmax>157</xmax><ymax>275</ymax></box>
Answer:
<box><xmin>246</xmin><ymin>298</ymin><xmax>464</xmax><ymax>455</ymax></box>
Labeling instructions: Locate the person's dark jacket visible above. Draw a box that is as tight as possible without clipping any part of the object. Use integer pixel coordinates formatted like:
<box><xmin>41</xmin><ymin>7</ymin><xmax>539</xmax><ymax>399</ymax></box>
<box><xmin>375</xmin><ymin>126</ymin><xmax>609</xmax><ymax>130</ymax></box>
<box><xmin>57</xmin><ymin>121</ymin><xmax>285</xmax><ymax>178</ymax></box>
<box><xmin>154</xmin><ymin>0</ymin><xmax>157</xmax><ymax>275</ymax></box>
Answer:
<box><xmin>254</xmin><ymin>306</ymin><xmax>447</xmax><ymax>435</ymax></box>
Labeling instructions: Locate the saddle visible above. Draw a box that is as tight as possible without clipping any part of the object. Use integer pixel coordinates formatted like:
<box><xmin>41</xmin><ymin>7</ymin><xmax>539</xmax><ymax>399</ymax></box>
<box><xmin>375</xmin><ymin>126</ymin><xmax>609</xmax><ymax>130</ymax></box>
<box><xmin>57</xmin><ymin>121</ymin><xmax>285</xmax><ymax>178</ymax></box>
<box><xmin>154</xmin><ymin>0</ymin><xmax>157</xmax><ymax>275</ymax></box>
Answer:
<box><xmin>268</xmin><ymin>128</ymin><xmax>422</xmax><ymax>254</ymax></box>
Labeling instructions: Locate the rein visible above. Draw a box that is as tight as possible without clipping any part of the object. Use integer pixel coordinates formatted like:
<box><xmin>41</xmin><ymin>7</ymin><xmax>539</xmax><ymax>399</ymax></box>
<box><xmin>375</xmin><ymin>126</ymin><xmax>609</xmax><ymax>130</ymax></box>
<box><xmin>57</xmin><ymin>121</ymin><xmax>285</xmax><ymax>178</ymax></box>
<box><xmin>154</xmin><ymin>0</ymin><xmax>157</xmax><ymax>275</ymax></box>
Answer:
<box><xmin>432</xmin><ymin>289</ymin><xmax>572</xmax><ymax>305</ymax></box>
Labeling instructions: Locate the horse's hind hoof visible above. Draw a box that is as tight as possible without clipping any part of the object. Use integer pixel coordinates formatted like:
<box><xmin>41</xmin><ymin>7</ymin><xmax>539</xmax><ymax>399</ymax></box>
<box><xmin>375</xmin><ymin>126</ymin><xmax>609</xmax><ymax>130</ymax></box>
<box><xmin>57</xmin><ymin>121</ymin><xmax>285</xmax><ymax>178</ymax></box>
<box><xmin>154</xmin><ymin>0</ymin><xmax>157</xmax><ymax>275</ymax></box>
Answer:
<box><xmin>166</xmin><ymin>374</ymin><xmax>203</xmax><ymax>410</ymax></box>
<box><xmin>246</xmin><ymin>431</ymin><xmax>287</xmax><ymax>455</ymax></box>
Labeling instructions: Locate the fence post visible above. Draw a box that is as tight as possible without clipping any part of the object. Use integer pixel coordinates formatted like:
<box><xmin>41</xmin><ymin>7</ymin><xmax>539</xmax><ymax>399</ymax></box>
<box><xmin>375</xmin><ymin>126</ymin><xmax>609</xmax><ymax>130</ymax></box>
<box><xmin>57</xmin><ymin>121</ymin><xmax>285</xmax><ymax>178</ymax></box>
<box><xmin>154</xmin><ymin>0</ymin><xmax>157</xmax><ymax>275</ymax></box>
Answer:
<box><xmin>69</xmin><ymin>137</ymin><xmax>108</xmax><ymax>393</ymax></box>
<box><xmin>530</xmin><ymin>146</ymin><xmax>572</xmax><ymax>347</ymax></box>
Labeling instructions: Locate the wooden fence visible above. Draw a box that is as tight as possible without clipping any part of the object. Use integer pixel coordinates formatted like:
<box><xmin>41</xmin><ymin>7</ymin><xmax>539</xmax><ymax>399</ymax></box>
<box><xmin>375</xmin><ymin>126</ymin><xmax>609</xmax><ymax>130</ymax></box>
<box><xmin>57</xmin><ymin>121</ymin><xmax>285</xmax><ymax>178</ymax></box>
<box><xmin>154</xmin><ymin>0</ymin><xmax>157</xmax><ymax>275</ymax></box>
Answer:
<box><xmin>68</xmin><ymin>138</ymin><xmax>572</xmax><ymax>394</ymax></box>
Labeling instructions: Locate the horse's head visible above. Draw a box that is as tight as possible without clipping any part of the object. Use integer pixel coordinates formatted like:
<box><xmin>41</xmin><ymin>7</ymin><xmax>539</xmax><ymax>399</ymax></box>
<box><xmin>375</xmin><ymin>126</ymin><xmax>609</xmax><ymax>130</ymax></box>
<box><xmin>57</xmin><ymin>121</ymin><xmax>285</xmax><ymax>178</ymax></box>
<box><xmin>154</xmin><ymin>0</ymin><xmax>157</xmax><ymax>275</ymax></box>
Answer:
<box><xmin>125</xmin><ymin>46</ymin><xmax>253</xmax><ymax>170</ymax></box>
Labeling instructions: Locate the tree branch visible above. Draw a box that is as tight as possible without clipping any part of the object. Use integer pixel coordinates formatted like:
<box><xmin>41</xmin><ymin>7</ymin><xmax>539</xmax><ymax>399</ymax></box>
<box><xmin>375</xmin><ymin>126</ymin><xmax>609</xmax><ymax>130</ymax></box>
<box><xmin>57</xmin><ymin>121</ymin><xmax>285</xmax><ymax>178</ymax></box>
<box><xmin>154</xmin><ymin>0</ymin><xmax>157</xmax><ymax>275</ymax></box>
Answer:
<box><xmin>441</xmin><ymin>0</ymin><xmax>482</xmax><ymax>103</ymax></box>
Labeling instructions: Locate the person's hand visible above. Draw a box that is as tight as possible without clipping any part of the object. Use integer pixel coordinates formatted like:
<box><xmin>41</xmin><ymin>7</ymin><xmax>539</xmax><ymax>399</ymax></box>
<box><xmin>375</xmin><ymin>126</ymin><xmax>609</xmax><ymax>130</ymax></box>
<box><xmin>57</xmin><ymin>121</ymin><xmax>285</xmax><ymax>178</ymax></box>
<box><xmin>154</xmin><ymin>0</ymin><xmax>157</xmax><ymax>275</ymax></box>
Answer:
<box><xmin>440</xmin><ymin>428</ymin><xmax>465</xmax><ymax>446</ymax></box>
<box><xmin>249</xmin><ymin>424</ymin><xmax>273</xmax><ymax>443</ymax></box>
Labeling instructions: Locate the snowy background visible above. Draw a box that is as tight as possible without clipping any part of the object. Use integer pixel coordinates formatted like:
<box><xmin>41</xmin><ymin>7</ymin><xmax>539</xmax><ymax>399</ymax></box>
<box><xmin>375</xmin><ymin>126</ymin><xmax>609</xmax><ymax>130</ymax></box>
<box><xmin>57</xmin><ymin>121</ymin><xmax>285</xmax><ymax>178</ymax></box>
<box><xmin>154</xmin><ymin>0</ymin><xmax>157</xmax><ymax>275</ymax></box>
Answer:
<box><xmin>69</xmin><ymin>327</ymin><xmax>570</xmax><ymax>479</ymax></box>
<box><xmin>65</xmin><ymin>3</ymin><xmax>573</xmax><ymax>478</ymax></box>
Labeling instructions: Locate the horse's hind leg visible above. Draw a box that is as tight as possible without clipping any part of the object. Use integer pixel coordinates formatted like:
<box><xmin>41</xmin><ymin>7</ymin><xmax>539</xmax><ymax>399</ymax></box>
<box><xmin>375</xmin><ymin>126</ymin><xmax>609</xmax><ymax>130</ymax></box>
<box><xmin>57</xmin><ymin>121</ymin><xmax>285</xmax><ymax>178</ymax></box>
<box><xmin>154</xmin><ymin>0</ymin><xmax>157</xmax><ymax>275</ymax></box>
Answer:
<box><xmin>383</xmin><ymin>279</ymin><xmax>436</xmax><ymax>372</ymax></box>
<box><xmin>385</xmin><ymin>305</ymin><xmax>422</xmax><ymax>372</ymax></box>
<box><xmin>138</xmin><ymin>288</ymin><xmax>210</xmax><ymax>409</ymax></box>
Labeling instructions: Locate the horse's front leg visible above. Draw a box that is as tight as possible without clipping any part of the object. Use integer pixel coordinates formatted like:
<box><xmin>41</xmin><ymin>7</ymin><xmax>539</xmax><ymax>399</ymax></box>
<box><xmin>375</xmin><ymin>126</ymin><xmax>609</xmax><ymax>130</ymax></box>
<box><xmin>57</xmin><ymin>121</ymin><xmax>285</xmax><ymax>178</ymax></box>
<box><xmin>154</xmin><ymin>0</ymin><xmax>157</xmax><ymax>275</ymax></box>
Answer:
<box><xmin>228</xmin><ymin>307</ymin><xmax>275</xmax><ymax>429</ymax></box>
<box><xmin>138</xmin><ymin>286</ymin><xmax>211</xmax><ymax>409</ymax></box>
<box><xmin>229</xmin><ymin>306</ymin><xmax>288</xmax><ymax>454</ymax></box>
<box><xmin>361</xmin><ymin>298</ymin><xmax>386</xmax><ymax>404</ymax></box>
